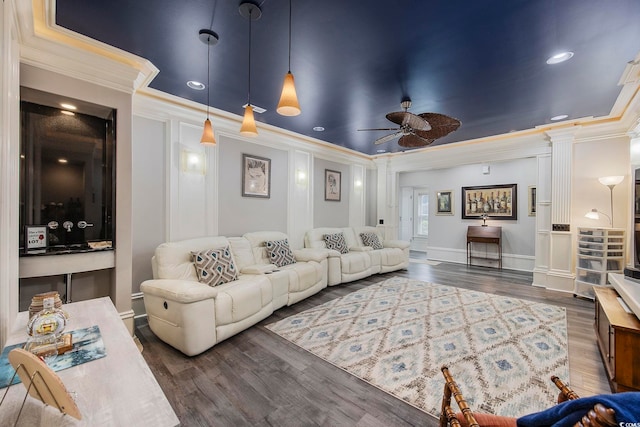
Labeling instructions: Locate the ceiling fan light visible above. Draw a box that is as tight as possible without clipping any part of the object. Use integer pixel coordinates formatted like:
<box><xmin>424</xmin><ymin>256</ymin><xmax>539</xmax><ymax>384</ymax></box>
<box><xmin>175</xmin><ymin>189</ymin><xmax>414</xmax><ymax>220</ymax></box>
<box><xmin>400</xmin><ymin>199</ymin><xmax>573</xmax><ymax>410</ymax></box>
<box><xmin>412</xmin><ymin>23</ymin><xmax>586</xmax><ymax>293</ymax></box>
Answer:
<box><xmin>240</xmin><ymin>105</ymin><xmax>258</xmax><ymax>136</ymax></box>
<box><xmin>200</xmin><ymin>118</ymin><xmax>216</xmax><ymax>145</ymax></box>
<box><xmin>277</xmin><ymin>72</ymin><xmax>301</xmax><ymax>116</ymax></box>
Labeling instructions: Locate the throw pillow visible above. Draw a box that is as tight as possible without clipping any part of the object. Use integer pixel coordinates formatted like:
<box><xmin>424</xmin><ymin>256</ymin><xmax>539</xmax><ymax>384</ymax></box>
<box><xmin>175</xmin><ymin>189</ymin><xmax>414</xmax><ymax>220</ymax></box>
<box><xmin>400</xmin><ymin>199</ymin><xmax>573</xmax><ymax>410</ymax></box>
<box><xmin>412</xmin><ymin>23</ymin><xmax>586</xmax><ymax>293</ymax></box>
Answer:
<box><xmin>265</xmin><ymin>239</ymin><xmax>297</xmax><ymax>267</ymax></box>
<box><xmin>323</xmin><ymin>232</ymin><xmax>349</xmax><ymax>254</ymax></box>
<box><xmin>360</xmin><ymin>232</ymin><xmax>383</xmax><ymax>249</ymax></box>
<box><xmin>191</xmin><ymin>246</ymin><xmax>238</xmax><ymax>286</ymax></box>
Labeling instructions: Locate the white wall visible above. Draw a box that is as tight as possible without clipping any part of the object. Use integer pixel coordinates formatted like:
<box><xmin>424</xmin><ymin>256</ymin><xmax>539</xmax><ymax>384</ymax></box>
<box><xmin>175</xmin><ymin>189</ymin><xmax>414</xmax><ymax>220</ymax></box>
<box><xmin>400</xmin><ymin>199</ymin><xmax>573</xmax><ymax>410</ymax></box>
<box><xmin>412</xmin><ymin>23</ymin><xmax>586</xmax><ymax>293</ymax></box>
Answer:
<box><xmin>131</xmin><ymin>116</ymin><xmax>166</xmax><ymax>293</ymax></box>
<box><xmin>399</xmin><ymin>157</ymin><xmax>537</xmax><ymax>269</ymax></box>
<box><xmin>313</xmin><ymin>158</ymin><xmax>351</xmax><ymax>227</ymax></box>
<box><xmin>218</xmin><ymin>135</ymin><xmax>289</xmax><ymax>236</ymax></box>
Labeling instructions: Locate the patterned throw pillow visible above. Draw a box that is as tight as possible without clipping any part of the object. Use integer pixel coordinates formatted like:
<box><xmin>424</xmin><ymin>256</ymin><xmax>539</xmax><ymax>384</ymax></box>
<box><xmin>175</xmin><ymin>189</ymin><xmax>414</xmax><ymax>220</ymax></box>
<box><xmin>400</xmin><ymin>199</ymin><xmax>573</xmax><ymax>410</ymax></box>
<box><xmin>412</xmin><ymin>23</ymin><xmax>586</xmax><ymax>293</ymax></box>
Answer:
<box><xmin>323</xmin><ymin>232</ymin><xmax>349</xmax><ymax>254</ymax></box>
<box><xmin>360</xmin><ymin>232</ymin><xmax>383</xmax><ymax>249</ymax></box>
<box><xmin>265</xmin><ymin>239</ymin><xmax>297</xmax><ymax>267</ymax></box>
<box><xmin>191</xmin><ymin>246</ymin><xmax>238</xmax><ymax>286</ymax></box>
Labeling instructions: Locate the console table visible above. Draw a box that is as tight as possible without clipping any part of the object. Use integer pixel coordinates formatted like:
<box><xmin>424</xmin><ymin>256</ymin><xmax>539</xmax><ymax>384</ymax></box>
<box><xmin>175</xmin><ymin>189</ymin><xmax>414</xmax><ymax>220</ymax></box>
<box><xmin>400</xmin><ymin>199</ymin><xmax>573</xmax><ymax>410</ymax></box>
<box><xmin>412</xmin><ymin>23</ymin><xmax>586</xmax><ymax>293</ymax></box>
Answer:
<box><xmin>466</xmin><ymin>225</ymin><xmax>502</xmax><ymax>269</ymax></box>
<box><xmin>0</xmin><ymin>297</ymin><xmax>178</xmax><ymax>426</ymax></box>
<box><xmin>594</xmin><ymin>286</ymin><xmax>640</xmax><ymax>392</ymax></box>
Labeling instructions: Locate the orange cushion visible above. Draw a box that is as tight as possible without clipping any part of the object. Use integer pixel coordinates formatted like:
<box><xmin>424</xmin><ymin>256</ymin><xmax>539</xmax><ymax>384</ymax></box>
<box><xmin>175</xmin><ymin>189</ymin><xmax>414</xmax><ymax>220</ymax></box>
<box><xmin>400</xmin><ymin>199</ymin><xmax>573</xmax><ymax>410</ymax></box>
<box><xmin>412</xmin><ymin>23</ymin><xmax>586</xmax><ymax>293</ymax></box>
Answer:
<box><xmin>455</xmin><ymin>412</ymin><xmax>518</xmax><ymax>427</ymax></box>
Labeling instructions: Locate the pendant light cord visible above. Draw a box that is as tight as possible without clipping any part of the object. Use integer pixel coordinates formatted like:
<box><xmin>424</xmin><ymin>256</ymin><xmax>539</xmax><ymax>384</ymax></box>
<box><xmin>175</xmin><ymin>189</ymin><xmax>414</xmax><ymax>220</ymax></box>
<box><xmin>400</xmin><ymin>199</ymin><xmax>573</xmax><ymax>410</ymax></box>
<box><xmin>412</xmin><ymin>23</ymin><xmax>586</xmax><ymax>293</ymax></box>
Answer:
<box><xmin>287</xmin><ymin>0</ymin><xmax>292</xmax><ymax>73</ymax></box>
<box><xmin>247</xmin><ymin>7</ymin><xmax>253</xmax><ymax>104</ymax></box>
<box><xmin>206</xmin><ymin>39</ymin><xmax>211</xmax><ymax>118</ymax></box>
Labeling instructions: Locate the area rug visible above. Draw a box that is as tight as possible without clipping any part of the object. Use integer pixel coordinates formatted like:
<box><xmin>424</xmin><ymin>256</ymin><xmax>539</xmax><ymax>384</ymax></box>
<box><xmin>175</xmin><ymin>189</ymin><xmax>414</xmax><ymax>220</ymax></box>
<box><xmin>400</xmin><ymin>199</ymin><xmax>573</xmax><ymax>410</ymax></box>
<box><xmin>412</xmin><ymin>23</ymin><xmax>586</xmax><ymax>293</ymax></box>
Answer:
<box><xmin>266</xmin><ymin>277</ymin><xmax>568</xmax><ymax>419</ymax></box>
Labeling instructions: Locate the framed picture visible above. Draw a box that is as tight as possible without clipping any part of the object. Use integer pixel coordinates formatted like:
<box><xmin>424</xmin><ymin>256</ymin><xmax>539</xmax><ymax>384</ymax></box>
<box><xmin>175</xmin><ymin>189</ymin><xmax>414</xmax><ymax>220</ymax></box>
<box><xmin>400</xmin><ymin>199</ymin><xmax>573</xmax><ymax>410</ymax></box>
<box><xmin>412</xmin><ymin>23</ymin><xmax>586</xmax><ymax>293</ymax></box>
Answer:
<box><xmin>25</xmin><ymin>225</ymin><xmax>48</xmax><ymax>250</ymax></box>
<box><xmin>528</xmin><ymin>186</ymin><xmax>536</xmax><ymax>216</ymax></box>
<box><xmin>461</xmin><ymin>183</ymin><xmax>517</xmax><ymax>220</ymax></box>
<box><xmin>242</xmin><ymin>154</ymin><xmax>271</xmax><ymax>198</ymax></box>
<box><xmin>324</xmin><ymin>169</ymin><xmax>341</xmax><ymax>201</ymax></box>
<box><xmin>436</xmin><ymin>190</ymin><xmax>453</xmax><ymax>215</ymax></box>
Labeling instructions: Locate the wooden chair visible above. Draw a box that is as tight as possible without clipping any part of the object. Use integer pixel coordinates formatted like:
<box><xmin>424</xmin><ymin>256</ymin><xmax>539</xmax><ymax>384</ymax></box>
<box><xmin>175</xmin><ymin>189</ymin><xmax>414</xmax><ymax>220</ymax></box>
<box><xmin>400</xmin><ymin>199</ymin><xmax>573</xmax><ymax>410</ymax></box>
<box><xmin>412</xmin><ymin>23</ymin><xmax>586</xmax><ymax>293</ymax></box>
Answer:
<box><xmin>439</xmin><ymin>366</ymin><xmax>616</xmax><ymax>427</ymax></box>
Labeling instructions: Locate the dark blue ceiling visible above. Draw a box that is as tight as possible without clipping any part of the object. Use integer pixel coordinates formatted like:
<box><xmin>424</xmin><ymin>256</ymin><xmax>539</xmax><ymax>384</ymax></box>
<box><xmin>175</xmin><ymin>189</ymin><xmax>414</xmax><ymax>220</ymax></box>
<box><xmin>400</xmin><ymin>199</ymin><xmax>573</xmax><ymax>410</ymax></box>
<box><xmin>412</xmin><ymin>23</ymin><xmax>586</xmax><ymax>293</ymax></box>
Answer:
<box><xmin>55</xmin><ymin>0</ymin><xmax>640</xmax><ymax>155</ymax></box>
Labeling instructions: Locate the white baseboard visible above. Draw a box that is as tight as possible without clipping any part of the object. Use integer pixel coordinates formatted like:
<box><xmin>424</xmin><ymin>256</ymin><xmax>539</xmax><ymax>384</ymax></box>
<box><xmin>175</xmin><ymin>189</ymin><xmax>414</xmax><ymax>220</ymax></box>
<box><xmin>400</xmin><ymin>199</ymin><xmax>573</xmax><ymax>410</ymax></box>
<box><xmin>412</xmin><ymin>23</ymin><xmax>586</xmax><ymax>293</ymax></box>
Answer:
<box><xmin>426</xmin><ymin>246</ymin><xmax>535</xmax><ymax>272</ymax></box>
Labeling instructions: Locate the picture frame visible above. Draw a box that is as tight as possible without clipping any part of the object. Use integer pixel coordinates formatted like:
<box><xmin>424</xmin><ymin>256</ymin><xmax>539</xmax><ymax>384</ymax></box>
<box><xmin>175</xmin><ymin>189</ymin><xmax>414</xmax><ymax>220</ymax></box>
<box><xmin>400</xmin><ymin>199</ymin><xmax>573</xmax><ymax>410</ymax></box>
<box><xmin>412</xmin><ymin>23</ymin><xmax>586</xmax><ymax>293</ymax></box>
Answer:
<box><xmin>461</xmin><ymin>184</ymin><xmax>517</xmax><ymax>220</ymax></box>
<box><xmin>25</xmin><ymin>225</ymin><xmax>48</xmax><ymax>250</ymax></box>
<box><xmin>324</xmin><ymin>169</ymin><xmax>341</xmax><ymax>201</ymax></box>
<box><xmin>242</xmin><ymin>154</ymin><xmax>271</xmax><ymax>198</ymax></box>
<box><xmin>528</xmin><ymin>185</ymin><xmax>536</xmax><ymax>216</ymax></box>
<box><xmin>436</xmin><ymin>190</ymin><xmax>454</xmax><ymax>215</ymax></box>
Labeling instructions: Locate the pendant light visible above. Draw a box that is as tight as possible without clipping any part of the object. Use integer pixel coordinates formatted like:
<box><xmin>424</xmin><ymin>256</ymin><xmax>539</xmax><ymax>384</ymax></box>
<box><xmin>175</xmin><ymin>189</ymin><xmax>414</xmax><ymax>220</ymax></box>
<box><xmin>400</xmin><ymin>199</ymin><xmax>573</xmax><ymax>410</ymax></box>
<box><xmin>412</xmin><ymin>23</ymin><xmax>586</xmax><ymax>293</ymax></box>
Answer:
<box><xmin>239</xmin><ymin>2</ymin><xmax>260</xmax><ymax>136</ymax></box>
<box><xmin>199</xmin><ymin>28</ymin><xmax>219</xmax><ymax>145</ymax></box>
<box><xmin>276</xmin><ymin>0</ymin><xmax>301</xmax><ymax>116</ymax></box>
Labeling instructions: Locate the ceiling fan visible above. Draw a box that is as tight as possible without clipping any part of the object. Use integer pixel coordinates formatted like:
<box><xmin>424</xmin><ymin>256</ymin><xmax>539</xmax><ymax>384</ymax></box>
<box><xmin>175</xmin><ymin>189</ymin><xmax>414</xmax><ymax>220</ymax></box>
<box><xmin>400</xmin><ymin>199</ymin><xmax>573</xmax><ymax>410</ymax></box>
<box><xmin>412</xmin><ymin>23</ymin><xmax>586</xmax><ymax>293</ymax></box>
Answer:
<box><xmin>358</xmin><ymin>98</ymin><xmax>461</xmax><ymax>148</ymax></box>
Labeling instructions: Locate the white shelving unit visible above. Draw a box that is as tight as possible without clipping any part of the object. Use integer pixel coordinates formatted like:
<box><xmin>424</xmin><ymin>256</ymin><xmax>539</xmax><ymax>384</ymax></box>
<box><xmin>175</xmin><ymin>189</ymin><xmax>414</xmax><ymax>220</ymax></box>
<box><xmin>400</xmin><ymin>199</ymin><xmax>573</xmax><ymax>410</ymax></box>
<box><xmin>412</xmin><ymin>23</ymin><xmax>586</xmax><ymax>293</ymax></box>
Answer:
<box><xmin>574</xmin><ymin>227</ymin><xmax>626</xmax><ymax>299</ymax></box>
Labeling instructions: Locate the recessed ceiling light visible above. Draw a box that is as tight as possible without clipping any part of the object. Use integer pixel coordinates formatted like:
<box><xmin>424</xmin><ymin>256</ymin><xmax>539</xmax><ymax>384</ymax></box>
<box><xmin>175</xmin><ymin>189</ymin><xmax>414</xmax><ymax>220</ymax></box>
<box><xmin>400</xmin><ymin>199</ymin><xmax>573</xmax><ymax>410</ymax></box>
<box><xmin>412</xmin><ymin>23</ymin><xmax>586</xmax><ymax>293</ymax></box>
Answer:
<box><xmin>376</xmin><ymin>149</ymin><xmax>386</xmax><ymax>153</ymax></box>
<box><xmin>60</xmin><ymin>103</ymin><xmax>76</xmax><ymax>110</ymax></box>
<box><xmin>313</xmin><ymin>126</ymin><xmax>325</xmax><ymax>132</ymax></box>
<box><xmin>187</xmin><ymin>81</ymin><xmax>206</xmax><ymax>90</ymax></box>
<box><xmin>550</xmin><ymin>114</ymin><xmax>569</xmax><ymax>121</ymax></box>
<box><xmin>61</xmin><ymin>110</ymin><xmax>75</xmax><ymax>116</ymax></box>
<box><xmin>546</xmin><ymin>52</ymin><xmax>574</xmax><ymax>65</ymax></box>
<box><xmin>58</xmin><ymin>158</ymin><xmax>68</xmax><ymax>164</ymax></box>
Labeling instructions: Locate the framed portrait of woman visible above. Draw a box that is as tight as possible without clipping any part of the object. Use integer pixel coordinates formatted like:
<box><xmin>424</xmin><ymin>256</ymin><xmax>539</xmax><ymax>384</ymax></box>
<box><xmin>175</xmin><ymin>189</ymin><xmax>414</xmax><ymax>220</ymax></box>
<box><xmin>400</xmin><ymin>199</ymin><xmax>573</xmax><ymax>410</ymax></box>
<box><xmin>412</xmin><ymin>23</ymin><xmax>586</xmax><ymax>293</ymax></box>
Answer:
<box><xmin>325</xmin><ymin>169</ymin><xmax>341</xmax><ymax>201</ymax></box>
<box><xmin>242</xmin><ymin>154</ymin><xmax>271</xmax><ymax>198</ymax></box>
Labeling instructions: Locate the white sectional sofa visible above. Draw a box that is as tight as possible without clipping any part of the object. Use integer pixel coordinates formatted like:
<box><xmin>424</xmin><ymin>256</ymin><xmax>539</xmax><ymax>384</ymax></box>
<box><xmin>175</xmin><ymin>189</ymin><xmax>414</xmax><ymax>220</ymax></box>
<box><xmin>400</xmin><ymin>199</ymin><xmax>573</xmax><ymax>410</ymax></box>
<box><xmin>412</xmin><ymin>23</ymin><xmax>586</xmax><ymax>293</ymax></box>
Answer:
<box><xmin>241</xmin><ymin>231</ymin><xmax>327</xmax><ymax>305</ymax></box>
<box><xmin>141</xmin><ymin>228</ymin><xmax>408</xmax><ymax>356</ymax></box>
<box><xmin>353</xmin><ymin>226</ymin><xmax>410</xmax><ymax>273</ymax></box>
<box><xmin>304</xmin><ymin>227</ymin><xmax>373</xmax><ymax>285</ymax></box>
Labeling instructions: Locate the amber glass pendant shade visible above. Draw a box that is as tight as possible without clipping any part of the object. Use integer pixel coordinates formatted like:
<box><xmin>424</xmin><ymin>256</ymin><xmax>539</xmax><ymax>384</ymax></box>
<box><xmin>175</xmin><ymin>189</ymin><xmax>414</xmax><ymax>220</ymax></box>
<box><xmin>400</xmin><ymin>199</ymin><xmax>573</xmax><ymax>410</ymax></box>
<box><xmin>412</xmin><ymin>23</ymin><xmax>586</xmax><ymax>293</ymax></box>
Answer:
<box><xmin>277</xmin><ymin>72</ymin><xmax>301</xmax><ymax>116</ymax></box>
<box><xmin>240</xmin><ymin>105</ymin><xmax>258</xmax><ymax>136</ymax></box>
<box><xmin>200</xmin><ymin>118</ymin><xmax>216</xmax><ymax>145</ymax></box>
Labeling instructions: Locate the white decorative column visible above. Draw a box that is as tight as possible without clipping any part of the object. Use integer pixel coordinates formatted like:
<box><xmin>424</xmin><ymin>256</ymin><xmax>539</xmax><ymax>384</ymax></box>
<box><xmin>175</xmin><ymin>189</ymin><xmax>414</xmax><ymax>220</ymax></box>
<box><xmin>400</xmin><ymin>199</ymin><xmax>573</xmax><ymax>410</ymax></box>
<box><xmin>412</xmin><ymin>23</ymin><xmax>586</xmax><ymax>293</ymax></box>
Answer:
<box><xmin>543</xmin><ymin>127</ymin><xmax>581</xmax><ymax>292</ymax></box>
<box><xmin>532</xmin><ymin>153</ymin><xmax>552</xmax><ymax>287</ymax></box>
<box><xmin>373</xmin><ymin>157</ymin><xmax>399</xmax><ymax>240</ymax></box>
<box><xmin>0</xmin><ymin>0</ymin><xmax>20</xmax><ymax>348</ymax></box>
<box><xmin>288</xmin><ymin>150</ymin><xmax>313</xmax><ymax>249</ymax></box>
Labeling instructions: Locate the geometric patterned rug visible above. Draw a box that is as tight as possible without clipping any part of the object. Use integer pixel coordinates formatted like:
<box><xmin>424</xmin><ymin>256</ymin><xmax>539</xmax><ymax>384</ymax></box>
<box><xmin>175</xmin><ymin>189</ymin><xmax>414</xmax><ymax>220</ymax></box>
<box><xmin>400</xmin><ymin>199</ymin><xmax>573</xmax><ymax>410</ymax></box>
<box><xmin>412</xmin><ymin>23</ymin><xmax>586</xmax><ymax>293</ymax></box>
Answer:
<box><xmin>266</xmin><ymin>277</ymin><xmax>569</xmax><ymax>420</ymax></box>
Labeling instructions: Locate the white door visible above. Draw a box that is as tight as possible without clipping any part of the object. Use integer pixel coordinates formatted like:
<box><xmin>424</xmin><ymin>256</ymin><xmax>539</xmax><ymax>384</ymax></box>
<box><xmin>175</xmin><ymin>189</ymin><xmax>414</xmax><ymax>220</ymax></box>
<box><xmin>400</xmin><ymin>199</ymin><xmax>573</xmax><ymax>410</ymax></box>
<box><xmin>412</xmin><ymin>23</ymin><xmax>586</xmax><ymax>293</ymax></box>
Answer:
<box><xmin>400</xmin><ymin>187</ymin><xmax>413</xmax><ymax>242</ymax></box>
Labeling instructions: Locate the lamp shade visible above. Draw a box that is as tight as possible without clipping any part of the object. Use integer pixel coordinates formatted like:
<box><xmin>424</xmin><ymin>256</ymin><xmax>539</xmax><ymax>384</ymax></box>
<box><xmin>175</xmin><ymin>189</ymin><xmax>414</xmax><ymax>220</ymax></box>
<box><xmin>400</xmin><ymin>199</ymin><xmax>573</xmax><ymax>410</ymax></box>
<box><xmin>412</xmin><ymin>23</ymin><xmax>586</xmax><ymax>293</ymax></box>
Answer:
<box><xmin>598</xmin><ymin>176</ymin><xmax>624</xmax><ymax>186</ymax></box>
<box><xmin>240</xmin><ymin>105</ymin><xmax>258</xmax><ymax>136</ymax></box>
<box><xmin>200</xmin><ymin>118</ymin><xmax>216</xmax><ymax>145</ymax></box>
<box><xmin>585</xmin><ymin>209</ymin><xmax>600</xmax><ymax>220</ymax></box>
<box><xmin>276</xmin><ymin>72</ymin><xmax>301</xmax><ymax>116</ymax></box>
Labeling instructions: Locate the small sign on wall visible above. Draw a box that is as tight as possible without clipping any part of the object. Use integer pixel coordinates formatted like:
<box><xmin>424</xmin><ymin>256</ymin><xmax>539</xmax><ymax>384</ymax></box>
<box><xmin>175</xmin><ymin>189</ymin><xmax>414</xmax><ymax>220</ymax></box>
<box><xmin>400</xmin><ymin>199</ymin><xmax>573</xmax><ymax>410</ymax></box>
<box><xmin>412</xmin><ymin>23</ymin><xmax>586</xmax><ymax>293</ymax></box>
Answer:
<box><xmin>25</xmin><ymin>225</ymin><xmax>48</xmax><ymax>250</ymax></box>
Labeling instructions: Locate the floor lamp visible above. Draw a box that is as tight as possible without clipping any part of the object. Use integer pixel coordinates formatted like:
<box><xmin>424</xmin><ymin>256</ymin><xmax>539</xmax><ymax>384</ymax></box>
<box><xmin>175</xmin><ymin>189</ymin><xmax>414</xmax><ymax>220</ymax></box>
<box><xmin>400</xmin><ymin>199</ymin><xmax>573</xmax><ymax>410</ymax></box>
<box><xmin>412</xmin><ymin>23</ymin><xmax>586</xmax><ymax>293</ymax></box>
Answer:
<box><xmin>585</xmin><ymin>176</ymin><xmax>623</xmax><ymax>227</ymax></box>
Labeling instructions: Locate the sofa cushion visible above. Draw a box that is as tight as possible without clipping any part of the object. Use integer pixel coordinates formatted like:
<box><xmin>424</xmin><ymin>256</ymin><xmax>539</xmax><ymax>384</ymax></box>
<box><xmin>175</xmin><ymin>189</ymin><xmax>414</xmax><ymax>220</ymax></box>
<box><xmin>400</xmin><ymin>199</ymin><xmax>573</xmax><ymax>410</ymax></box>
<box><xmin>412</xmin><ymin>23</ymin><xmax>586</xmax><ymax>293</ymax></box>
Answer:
<box><xmin>360</xmin><ymin>232</ymin><xmax>383</xmax><ymax>249</ymax></box>
<box><xmin>323</xmin><ymin>232</ymin><xmax>349</xmax><ymax>254</ymax></box>
<box><xmin>192</xmin><ymin>247</ymin><xmax>238</xmax><ymax>286</ymax></box>
<box><xmin>265</xmin><ymin>239</ymin><xmax>297</xmax><ymax>267</ymax></box>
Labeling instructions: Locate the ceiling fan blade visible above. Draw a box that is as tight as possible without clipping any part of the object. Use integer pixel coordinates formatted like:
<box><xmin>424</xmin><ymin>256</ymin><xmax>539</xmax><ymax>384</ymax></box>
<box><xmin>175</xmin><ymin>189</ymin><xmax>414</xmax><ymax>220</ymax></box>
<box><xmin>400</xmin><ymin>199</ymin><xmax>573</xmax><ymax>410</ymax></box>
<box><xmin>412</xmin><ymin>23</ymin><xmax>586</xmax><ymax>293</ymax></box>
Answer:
<box><xmin>415</xmin><ymin>113</ymin><xmax>461</xmax><ymax>139</ymax></box>
<box><xmin>398</xmin><ymin>133</ymin><xmax>435</xmax><ymax>148</ymax></box>
<box><xmin>374</xmin><ymin>132</ymin><xmax>403</xmax><ymax>145</ymax></box>
<box><xmin>357</xmin><ymin>127</ymin><xmax>401</xmax><ymax>132</ymax></box>
<box><xmin>386</xmin><ymin>112</ymin><xmax>431</xmax><ymax>131</ymax></box>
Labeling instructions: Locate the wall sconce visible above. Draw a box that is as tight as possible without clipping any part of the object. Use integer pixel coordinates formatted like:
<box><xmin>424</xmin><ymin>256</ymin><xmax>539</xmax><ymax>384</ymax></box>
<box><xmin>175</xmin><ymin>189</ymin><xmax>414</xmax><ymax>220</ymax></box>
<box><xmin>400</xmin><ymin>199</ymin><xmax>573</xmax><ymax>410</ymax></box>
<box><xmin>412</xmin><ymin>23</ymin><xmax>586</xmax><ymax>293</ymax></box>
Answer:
<box><xmin>295</xmin><ymin>169</ymin><xmax>307</xmax><ymax>186</ymax></box>
<box><xmin>181</xmin><ymin>149</ymin><xmax>206</xmax><ymax>175</ymax></box>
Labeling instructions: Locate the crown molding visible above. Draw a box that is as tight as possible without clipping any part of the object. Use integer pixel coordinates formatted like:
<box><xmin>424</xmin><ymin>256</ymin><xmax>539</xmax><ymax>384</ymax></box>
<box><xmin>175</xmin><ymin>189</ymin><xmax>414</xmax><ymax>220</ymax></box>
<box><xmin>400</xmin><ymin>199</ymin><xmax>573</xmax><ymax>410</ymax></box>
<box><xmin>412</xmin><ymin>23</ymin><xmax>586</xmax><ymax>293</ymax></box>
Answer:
<box><xmin>14</xmin><ymin>0</ymin><xmax>158</xmax><ymax>94</ymax></box>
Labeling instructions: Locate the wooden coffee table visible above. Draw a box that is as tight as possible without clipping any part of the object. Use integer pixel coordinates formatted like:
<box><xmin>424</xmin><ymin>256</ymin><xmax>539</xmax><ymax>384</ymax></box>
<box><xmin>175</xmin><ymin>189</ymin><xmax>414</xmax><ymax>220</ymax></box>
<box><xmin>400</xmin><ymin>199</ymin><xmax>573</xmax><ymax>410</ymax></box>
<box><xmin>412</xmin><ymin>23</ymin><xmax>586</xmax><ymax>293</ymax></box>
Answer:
<box><xmin>0</xmin><ymin>297</ymin><xmax>178</xmax><ymax>426</ymax></box>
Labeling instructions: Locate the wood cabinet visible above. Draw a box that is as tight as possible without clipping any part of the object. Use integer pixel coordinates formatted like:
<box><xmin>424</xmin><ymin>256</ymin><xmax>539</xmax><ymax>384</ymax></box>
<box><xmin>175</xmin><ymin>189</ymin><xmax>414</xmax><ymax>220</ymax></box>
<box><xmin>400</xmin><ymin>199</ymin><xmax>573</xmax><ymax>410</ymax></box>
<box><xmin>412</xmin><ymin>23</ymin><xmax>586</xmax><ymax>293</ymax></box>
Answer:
<box><xmin>466</xmin><ymin>226</ymin><xmax>502</xmax><ymax>269</ymax></box>
<box><xmin>594</xmin><ymin>287</ymin><xmax>640</xmax><ymax>392</ymax></box>
<box><xmin>575</xmin><ymin>227</ymin><xmax>625</xmax><ymax>299</ymax></box>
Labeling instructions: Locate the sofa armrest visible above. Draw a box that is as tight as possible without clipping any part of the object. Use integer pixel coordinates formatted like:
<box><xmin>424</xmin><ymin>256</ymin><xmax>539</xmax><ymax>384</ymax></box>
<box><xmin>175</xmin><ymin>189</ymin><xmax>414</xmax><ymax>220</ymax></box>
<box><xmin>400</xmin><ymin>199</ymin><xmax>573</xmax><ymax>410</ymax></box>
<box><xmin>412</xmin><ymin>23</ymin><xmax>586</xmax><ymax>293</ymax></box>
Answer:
<box><xmin>383</xmin><ymin>239</ymin><xmax>410</xmax><ymax>250</ymax></box>
<box><xmin>241</xmin><ymin>264</ymin><xmax>277</xmax><ymax>274</ymax></box>
<box><xmin>141</xmin><ymin>279</ymin><xmax>218</xmax><ymax>303</ymax></box>
<box><xmin>293</xmin><ymin>248</ymin><xmax>329</xmax><ymax>263</ymax></box>
<box><xmin>350</xmin><ymin>246</ymin><xmax>372</xmax><ymax>252</ymax></box>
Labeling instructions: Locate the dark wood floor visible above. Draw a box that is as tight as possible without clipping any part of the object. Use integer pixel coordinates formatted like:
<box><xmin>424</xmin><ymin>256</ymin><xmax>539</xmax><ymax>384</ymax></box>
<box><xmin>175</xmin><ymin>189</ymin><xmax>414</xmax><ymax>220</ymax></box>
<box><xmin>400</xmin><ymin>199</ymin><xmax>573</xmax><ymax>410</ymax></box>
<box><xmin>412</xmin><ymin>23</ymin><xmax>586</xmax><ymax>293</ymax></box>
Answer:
<box><xmin>136</xmin><ymin>261</ymin><xmax>610</xmax><ymax>427</ymax></box>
